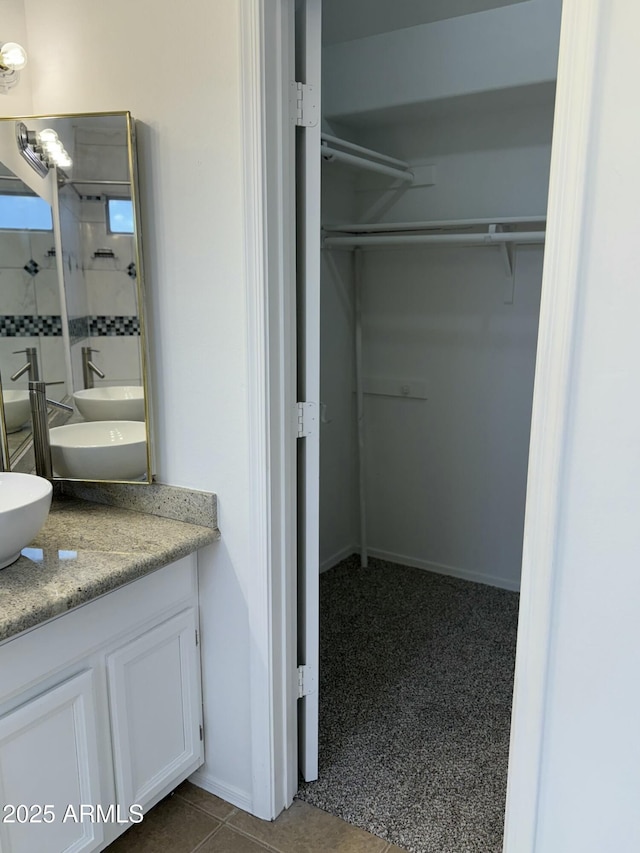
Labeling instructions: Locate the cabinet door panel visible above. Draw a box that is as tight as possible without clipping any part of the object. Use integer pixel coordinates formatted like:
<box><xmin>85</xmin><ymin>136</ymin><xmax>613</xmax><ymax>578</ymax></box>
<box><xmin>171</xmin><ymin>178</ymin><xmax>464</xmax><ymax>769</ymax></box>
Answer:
<box><xmin>0</xmin><ymin>671</ymin><xmax>103</xmax><ymax>853</ymax></box>
<box><xmin>107</xmin><ymin>608</ymin><xmax>202</xmax><ymax>809</ymax></box>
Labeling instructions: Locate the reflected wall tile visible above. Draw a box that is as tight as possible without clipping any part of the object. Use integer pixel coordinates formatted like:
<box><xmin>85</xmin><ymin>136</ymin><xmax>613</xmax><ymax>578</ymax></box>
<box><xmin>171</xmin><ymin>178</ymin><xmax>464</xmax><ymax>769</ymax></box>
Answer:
<box><xmin>0</xmin><ymin>268</ymin><xmax>36</xmax><ymax>314</ymax></box>
<box><xmin>85</xmin><ymin>270</ymin><xmax>138</xmax><ymax>316</ymax></box>
<box><xmin>39</xmin><ymin>337</ymin><xmax>68</xmax><ymax>398</ymax></box>
<box><xmin>65</xmin><ymin>266</ymin><xmax>89</xmax><ymax>318</ymax></box>
<box><xmin>34</xmin><ymin>269</ymin><xmax>62</xmax><ymax>315</ymax></box>
<box><xmin>81</xmin><ymin>222</ymin><xmax>134</xmax><ymax>271</ymax></box>
<box><xmin>81</xmin><ymin>198</ymin><xmax>107</xmax><ymax>224</ymax></box>
<box><xmin>91</xmin><ymin>336</ymin><xmax>141</xmax><ymax>384</ymax></box>
<box><xmin>29</xmin><ymin>231</ymin><xmax>58</xmax><ymax>269</ymax></box>
<box><xmin>0</xmin><ymin>230</ymin><xmax>31</xmax><ymax>268</ymax></box>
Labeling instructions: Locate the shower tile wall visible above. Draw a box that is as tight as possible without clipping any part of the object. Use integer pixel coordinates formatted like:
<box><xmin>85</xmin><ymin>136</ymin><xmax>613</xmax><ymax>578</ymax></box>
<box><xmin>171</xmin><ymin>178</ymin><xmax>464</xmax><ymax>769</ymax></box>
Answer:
<box><xmin>0</xmin><ymin>227</ymin><xmax>67</xmax><ymax>401</ymax></box>
<box><xmin>65</xmin><ymin>124</ymin><xmax>141</xmax><ymax>390</ymax></box>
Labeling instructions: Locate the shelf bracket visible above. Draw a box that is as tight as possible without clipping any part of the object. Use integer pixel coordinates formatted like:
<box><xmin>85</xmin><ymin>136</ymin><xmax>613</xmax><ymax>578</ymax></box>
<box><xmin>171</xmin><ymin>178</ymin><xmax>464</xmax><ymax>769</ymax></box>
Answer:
<box><xmin>490</xmin><ymin>224</ymin><xmax>515</xmax><ymax>303</ymax></box>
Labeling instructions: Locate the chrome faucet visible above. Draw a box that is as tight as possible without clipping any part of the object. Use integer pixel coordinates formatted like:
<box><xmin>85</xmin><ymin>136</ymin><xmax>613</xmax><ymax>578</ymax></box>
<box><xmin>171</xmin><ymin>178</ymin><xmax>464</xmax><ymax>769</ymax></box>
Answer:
<box><xmin>82</xmin><ymin>346</ymin><xmax>105</xmax><ymax>389</ymax></box>
<box><xmin>28</xmin><ymin>381</ymin><xmax>73</xmax><ymax>479</ymax></box>
<box><xmin>11</xmin><ymin>347</ymin><xmax>40</xmax><ymax>382</ymax></box>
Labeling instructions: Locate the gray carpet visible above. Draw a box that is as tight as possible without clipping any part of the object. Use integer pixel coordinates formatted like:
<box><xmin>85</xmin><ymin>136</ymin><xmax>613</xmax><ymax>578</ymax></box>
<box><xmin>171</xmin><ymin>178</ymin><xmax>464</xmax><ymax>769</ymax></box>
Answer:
<box><xmin>296</xmin><ymin>556</ymin><xmax>519</xmax><ymax>853</ymax></box>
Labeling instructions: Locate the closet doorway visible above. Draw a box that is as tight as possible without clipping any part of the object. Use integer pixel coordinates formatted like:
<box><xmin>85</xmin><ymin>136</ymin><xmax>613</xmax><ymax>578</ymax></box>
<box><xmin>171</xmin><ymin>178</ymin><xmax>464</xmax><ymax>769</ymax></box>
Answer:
<box><xmin>293</xmin><ymin>1</ymin><xmax>562</xmax><ymax>851</ymax></box>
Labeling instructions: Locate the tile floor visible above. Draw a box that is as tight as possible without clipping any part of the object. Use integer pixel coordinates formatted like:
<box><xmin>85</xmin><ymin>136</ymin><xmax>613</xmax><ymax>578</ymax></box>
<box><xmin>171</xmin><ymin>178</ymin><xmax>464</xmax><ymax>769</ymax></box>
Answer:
<box><xmin>105</xmin><ymin>782</ymin><xmax>409</xmax><ymax>853</ymax></box>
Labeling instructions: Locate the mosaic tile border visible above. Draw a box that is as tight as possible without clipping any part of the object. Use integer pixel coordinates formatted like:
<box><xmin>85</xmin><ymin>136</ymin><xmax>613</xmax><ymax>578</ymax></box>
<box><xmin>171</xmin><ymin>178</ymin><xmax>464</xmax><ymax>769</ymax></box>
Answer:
<box><xmin>0</xmin><ymin>315</ymin><xmax>63</xmax><ymax>337</ymax></box>
<box><xmin>88</xmin><ymin>315</ymin><xmax>140</xmax><ymax>336</ymax></box>
<box><xmin>0</xmin><ymin>315</ymin><xmax>140</xmax><ymax>338</ymax></box>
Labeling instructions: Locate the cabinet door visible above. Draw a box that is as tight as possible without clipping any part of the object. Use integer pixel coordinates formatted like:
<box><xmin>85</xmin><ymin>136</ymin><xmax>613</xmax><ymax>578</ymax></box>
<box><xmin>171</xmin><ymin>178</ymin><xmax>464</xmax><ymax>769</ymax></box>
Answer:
<box><xmin>106</xmin><ymin>608</ymin><xmax>202</xmax><ymax>809</ymax></box>
<box><xmin>0</xmin><ymin>671</ymin><xmax>103</xmax><ymax>853</ymax></box>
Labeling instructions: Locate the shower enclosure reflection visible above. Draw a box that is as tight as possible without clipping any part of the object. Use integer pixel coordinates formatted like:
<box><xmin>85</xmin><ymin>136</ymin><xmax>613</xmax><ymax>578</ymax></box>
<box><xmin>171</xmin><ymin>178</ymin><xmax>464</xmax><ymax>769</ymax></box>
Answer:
<box><xmin>0</xmin><ymin>165</ymin><xmax>68</xmax><ymax>468</ymax></box>
<box><xmin>0</xmin><ymin>112</ymin><xmax>152</xmax><ymax>482</ymax></box>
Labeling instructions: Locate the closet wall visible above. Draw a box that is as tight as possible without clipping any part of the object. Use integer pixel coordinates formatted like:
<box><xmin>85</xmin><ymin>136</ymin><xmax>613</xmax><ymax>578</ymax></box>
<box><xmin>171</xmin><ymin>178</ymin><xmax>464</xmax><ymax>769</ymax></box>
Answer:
<box><xmin>319</xmin><ymin>0</ymin><xmax>561</xmax><ymax>589</ymax></box>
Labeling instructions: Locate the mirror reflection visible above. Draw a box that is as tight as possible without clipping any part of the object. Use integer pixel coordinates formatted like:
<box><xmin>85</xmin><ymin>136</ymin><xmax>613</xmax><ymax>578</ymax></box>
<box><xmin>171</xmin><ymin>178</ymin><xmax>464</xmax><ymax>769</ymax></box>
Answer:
<box><xmin>0</xmin><ymin>164</ymin><xmax>68</xmax><ymax>467</ymax></box>
<box><xmin>0</xmin><ymin>112</ymin><xmax>152</xmax><ymax>483</ymax></box>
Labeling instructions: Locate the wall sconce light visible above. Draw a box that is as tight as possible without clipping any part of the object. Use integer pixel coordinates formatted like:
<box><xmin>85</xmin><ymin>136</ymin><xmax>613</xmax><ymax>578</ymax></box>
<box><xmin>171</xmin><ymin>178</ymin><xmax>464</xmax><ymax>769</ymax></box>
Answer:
<box><xmin>16</xmin><ymin>122</ymin><xmax>73</xmax><ymax>178</ymax></box>
<box><xmin>0</xmin><ymin>42</ymin><xmax>27</xmax><ymax>94</ymax></box>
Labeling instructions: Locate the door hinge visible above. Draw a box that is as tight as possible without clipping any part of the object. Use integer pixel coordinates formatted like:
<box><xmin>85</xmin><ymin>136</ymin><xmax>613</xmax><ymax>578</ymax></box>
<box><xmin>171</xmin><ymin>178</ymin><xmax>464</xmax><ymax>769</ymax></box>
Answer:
<box><xmin>290</xmin><ymin>81</ymin><xmax>318</xmax><ymax>127</ymax></box>
<box><xmin>297</xmin><ymin>664</ymin><xmax>317</xmax><ymax>699</ymax></box>
<box><xmin>297</xmin><ymin>401</ymin><xmax>317</xmax><ymax>438</ymax></box>
<box><xmin>195</xmin><ymin>629</ymin><xmax>199</xmax><ymax>647</ymax></box>
<box><xmin>199</xmin><ymin>723</ymin><xmax>203</xmax><ymax>742</ymax></box>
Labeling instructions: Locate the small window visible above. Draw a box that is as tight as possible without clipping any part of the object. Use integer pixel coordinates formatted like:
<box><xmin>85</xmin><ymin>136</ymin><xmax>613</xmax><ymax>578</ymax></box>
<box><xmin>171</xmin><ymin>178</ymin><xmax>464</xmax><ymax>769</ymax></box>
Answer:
<box><xmin>107</xmin><ymin>198</ymin><xmax>134</xmax><ymax>234</ymax></box>
<box><xmin>0</xmin><ymin>194</ymin><xmax>52</xmax><ymax>230</ymax></box>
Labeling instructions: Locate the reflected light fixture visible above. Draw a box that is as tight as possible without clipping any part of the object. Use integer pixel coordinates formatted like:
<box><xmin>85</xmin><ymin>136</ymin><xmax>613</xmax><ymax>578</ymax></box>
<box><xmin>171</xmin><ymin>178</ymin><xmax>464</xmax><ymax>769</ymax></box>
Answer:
<box><xmin>16</xmin><ymin>122</ymin><xmax>73</xmax><ymax>178</ymax></box>
<box><xmin>0</xmin><ymin>41</ymin><xmax>27</xmax><ymax>93</ymax></box>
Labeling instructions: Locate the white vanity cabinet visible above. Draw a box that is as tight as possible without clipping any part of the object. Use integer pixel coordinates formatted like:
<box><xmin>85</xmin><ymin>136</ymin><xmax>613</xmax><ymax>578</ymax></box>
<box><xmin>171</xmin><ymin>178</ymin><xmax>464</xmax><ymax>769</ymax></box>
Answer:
<box><xmin>0</xmin><ymin>554</ymin><xmax>204</xmax><ymax>853</ymax></box>
<box><xmin>0</xmin><ymin>671</ymin><xmax>104</xmax><ymax>853</ymax></box>
<box><xmin>106</xmin><ymin>608</ymin><xmax>202</xmax><ymax>810</ymax></box>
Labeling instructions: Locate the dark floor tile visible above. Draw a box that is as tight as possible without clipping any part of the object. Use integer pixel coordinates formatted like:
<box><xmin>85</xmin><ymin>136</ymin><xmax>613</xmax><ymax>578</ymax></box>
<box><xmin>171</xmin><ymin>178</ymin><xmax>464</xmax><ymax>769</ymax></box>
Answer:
<box><xmin>228</xmin><ymin>800</ymin><xmax>388</xmax><ymax>853</ymax></box>
<box><xmin>198</xmin><ymin>825</ymin><xmax>271</xmax><ymax>852</ymax></box>
<box><xmin>105</xmin><ymin>794</ymin><xmax>220</xmax><ymax>852</ymax></box>
<box><xmin>175</xmin><ymin>780</ymin><xmax>236</xmax><ymax>821</ymax></box>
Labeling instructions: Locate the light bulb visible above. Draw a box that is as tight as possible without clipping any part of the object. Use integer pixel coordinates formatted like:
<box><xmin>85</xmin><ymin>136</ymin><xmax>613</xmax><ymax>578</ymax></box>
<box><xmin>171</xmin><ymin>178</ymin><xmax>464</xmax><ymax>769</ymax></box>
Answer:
<box><xmin>0</xmin><ymin>42</ymin><xmax>27</xmax><ymax>71</ymax></box>
<box><xmin>54</xmin><ymin>152</ymin><xmax>72</xmax><ymax>169</ymax></box>
<box><xmin>38</xmin><ymin>130</ymin><xmax>62</xmax><ymax>156</ymax></box>
<box><xmin>38</xmin><ymin>128</ymin><xmax>59</xmax><ymax>146</ymax></box>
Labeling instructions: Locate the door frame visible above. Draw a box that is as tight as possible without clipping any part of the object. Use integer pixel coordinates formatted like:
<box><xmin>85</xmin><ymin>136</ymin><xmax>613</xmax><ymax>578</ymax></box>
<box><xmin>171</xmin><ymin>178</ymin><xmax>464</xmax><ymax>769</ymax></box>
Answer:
<box><xmin>239</xmin><ymin>0</ymin><xmax>299</xmax><ymax>819</ymax></box>
<box><xmin>240</xmin><ymin>0</ymin><xmax>603</xmax><ymax>843</ymax></box>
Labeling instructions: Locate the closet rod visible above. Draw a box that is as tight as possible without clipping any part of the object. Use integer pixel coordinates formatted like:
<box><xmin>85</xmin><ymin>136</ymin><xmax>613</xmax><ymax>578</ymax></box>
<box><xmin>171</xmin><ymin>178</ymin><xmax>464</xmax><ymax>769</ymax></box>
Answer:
<box><xmin>323</xmin><ymin>215</ymin><xmax>546</xmax><ymax>233</ymax></box>
<box><xmin>320</xmin><ymin>132</ymin><xmax>410</xmax><ymax>169</ymax></box>
<box><xmin>323</xmin><ymin>231</ymin><xmax>545</xmax><ymax>248</ymax></box>
<box><xmin>321</xmin><ymin>146</ymin><xmax>414</xmax><ymax>184</ymax></box>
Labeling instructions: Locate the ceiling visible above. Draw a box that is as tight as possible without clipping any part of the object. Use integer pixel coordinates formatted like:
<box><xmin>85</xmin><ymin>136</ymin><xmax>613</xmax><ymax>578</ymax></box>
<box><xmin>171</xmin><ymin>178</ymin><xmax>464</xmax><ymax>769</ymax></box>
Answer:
<box><xmin>322</xmin><ymin>0</ymin><xmax>530</xmax><ymax>45</ymax></box>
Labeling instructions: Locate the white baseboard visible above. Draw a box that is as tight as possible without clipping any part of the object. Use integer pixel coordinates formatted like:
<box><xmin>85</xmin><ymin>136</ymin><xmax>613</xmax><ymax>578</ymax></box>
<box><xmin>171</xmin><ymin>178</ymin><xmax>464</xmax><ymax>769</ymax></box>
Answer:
<box><xmin>319</xmin><ymin>544</ymin><xmax>358</xmax><ymax>573</ymax></box>
<box><xmin>188</xmin><ymin>769</ymin><xmax>252</xmax><ymax>813</ymax></box>
<box><xmin>366</xmin><ymin>547</ymin><xmax>521</xmax><ymax>592</ymax></box>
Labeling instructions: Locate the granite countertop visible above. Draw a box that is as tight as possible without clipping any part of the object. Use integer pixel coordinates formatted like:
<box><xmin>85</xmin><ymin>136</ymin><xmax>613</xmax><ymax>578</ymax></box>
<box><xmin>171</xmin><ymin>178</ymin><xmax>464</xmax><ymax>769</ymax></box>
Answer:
<box><xmin>0</xmin><ymin>496</ymin><xmax>219</xmax><ymax>643</ymax></box>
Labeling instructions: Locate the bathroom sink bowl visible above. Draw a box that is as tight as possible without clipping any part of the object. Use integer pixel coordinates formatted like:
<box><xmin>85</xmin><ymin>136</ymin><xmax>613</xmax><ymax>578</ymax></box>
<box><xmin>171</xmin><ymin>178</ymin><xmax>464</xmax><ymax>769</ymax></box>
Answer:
<box><xmin>2</xmin><ymin>390</ymin><xmax>31</xmax><ymax>433</ymax></box>
<box><xmin>0</xmin><ymin>473</ymin><xmax>52</xmax><ymax>569</ymax></box>
<box><xmin>73</xmin><ymin>386</ymin><xmax>145</xmax><ymax>422</ymax></box>
<box><xmin>49</xmin><ymin>421</ymin><xmax>147</xmax><ymax>481</ymax></box>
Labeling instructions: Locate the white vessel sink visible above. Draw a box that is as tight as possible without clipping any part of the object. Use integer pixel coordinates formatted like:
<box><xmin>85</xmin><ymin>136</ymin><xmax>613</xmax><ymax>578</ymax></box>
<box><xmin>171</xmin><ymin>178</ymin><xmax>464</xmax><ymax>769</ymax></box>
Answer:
<box><xmin>0</xmin><ymin>473</ymin><xmax>52</xmax><ymax>569</ymax></box>
<box><xmin>3</xmin><ymin>390</ymin><xmax>31</xmax><ymax>433</ymax></box>
<box><xmin>73</xmin><ymin>386</ymin><xmax>145</xmax><ymax>422</ymax></box>
<box><xmin>50</xmin><ymin>421</ymin><xmax>147</xmax><ymax>481</ymax></box>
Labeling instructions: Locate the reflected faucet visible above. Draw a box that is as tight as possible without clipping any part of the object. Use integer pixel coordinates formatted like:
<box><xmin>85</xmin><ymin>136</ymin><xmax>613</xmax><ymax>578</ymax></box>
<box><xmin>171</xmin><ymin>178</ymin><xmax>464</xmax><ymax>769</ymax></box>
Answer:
<box><xmin>11</xmin><ymin>347</ymin><xmax>40</xmax><ymax>382</ymax></box>
<box><xmin>29</xmin><ymin>381</ymin><xmax>73</xmax><ymax>479</ymax></box>
<box><xmin>82</xmin><ymin>346</ymin><xmax>106</xmax><ymax>389</ymax></box>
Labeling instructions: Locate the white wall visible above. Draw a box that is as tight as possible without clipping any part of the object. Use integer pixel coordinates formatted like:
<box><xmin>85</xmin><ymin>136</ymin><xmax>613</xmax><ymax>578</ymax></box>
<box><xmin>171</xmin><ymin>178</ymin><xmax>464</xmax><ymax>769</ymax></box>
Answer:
<box><xmin>360</xmin><ymin>244</ymin><xmax>542</xmax><ymax>589</ymax></box>
<box><xmin>0</xmin><ymin>0</ymin><xmax>33</xmax><ymax>113</ymax></box>
<box><xmin>20</xmin><ymin>0</ymin><xmax>255</xmax><ymax>808</ymax></box>
<box><xmin>320</xmin><ymin>75</ymin><xmax>554</xmax><ymax>586</ymax></box>
<box><xmin>319</xmin><ymin>168</ymin><xmax>359</xmax><ymax>569</ymax></box>
<box><xmin>322</xmin><ymin>0</ymin><xmax>530</xmax><ymax>46</ymax></box>
<box><xmin>322</xmin><ymin>0</ymin><xmax>561</xmax><ymax>123</ymax></box>
<box><xmin>532</xmin><ymin>2</ymin><xmax>640</xmax><ymax>848</ymax></box>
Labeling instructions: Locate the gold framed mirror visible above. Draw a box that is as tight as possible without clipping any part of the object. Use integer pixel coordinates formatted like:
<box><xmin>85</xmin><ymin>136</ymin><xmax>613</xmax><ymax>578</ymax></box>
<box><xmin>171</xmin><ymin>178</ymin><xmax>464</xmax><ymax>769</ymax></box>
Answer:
<box><xmin>0</xmin><ymin>112</ymin><xmax>153</xmax><ymax>483</ymax></box>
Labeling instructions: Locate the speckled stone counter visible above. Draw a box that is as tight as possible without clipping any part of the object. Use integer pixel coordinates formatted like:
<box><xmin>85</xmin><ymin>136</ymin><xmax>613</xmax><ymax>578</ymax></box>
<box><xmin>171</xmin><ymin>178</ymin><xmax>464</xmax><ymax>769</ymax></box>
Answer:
<box><xmin>0</xmin><ymin>496</ymin><xmax>219</xmax><ymax>643</ymax></box>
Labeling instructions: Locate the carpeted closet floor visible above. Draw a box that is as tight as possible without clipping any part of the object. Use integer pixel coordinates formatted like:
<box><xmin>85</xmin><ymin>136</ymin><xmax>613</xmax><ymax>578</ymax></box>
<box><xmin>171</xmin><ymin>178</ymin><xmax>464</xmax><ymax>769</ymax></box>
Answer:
<box><xmin>296</xmin><ymin>555</ymin><xmax>519</xmax><ymax>853</ymax></box>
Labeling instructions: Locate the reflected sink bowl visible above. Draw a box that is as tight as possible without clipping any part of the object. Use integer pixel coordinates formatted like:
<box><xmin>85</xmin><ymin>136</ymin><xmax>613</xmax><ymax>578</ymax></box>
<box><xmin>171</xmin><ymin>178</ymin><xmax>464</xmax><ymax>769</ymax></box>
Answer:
<box><xmin>3</xmin><ymin>390</ymin><xmax>31</xmax><ymax>433</ymax></box>
<box><xmin>0</xmin><ymin>473</ymin><xmax>52</xmax><ymax>569</ymax></box>
<box><xmin>49</xmin><ymin>421</ymin><xmax>147</xmax><ymax>481</ymax></box>
<box><xmin>73</xmin><ymin>386</ymin><xmax>145</xmax><ymax>422</ymax></box>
